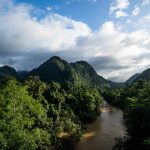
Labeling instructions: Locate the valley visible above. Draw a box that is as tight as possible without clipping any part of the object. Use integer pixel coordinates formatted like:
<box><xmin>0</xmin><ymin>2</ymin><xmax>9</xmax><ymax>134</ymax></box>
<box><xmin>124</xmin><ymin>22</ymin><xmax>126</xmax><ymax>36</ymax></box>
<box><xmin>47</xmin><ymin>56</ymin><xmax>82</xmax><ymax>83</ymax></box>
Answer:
<box><xmin>0</xmin><ymin>56</ymin><xmax>150</xmax><ymax>150</ymax></box>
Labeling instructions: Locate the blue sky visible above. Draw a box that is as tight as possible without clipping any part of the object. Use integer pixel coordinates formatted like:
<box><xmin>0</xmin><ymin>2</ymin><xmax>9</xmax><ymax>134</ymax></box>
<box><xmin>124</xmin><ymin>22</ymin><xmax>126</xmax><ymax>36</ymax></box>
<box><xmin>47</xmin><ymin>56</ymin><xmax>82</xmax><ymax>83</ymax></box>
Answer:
<box><xmin>14</xmin><ymin>0</ymin><xmax>150</xmax><ymax>30</ymax></box>
<box><xmin>15</xmin><ymin>0</ymin><xmax>111</xmax><ymax>29</ymax></box>
<box><xmin>0</xmin><ymin>0</ymin><xmax>150</xmax><ymax>81</ymax></box>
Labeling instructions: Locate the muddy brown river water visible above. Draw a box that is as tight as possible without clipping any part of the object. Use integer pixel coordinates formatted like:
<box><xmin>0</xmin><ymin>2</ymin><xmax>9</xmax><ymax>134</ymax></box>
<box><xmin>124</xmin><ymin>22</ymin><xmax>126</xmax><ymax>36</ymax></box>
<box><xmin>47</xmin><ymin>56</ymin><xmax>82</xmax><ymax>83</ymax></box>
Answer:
<box><xmin>76</xmin><ymin>101</ymin><xmax>126</xmax><ymax>150</ymax></box>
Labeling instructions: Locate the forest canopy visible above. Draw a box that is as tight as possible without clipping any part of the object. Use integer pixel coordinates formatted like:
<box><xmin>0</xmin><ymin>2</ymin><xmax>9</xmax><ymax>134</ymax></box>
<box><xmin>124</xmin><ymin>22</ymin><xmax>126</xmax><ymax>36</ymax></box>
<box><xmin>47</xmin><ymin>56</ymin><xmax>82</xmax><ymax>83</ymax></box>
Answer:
<box><xmin>0</xmin><ymin>76</ymin><xmax>102</xmax><ymax>150</ymax></box>
<box><xmin>104</xmin><ymin>79</ymin><xmax>150</xmax><ymax>150</ymax></box>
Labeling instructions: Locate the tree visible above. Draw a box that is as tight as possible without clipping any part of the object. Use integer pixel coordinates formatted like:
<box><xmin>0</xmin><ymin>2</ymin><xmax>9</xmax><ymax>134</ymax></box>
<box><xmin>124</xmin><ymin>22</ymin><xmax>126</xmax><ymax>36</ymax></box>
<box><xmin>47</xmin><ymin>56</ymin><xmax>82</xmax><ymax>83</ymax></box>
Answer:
<box><xmin>0</xmin><ymin>78</ymin><xmax>52</xmax><ymax>149</ymax></box>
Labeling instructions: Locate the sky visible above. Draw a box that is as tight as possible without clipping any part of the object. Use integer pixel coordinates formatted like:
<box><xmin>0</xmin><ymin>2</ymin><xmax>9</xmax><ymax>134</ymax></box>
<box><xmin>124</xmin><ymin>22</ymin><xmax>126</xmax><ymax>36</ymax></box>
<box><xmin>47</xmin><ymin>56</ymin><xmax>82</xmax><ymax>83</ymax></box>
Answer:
<box><xmin>0</xmin><ymin>0</ymin><xmax>150</xmax><ymax>82</ymax></box>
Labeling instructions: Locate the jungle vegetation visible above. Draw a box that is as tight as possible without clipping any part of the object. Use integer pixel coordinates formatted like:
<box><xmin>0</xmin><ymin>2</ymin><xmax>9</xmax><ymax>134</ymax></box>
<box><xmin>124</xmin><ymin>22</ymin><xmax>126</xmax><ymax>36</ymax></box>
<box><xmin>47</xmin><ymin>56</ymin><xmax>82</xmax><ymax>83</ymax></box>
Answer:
<box><xmin>0</xmin><ymin>76</ymin><xmax>102</xmax><ymax>149</ymax></box>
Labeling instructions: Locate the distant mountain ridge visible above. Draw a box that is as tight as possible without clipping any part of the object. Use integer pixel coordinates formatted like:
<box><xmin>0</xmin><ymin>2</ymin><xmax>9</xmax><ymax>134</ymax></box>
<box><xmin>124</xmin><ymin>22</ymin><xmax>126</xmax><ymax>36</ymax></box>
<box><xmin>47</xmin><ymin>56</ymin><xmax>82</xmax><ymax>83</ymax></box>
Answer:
<box><xmin>125</xmin><ymin>69</ymin><xmax>150</xmax><ymax>84</ymax></box>
<box><xmin>29</xmin><ymin>56</ymin><xmax>115</xmax><ymax>88</ymax></box>
<box><xmin>134</xmin><ymin>69</ymin><xmax>150</xmax><ymax>82</ymax></box>
<box><xmin>0</xmin><ymin>66</ymin><xmax>28</xmax><ymax>80</ymax></box>
<box><xmin>1</xmin><ymin>56</ymin><xmax>150</xmax><ymax>88</ymax></box>
<box><xmin>0</xmin><ymin>66</ymin><xmax>18</xmax><ymax>78</ymax></box>
<box><xmin>125</xmin><ymin>73</ymin><xmax>141</xmax><ymax>84</ymax></box>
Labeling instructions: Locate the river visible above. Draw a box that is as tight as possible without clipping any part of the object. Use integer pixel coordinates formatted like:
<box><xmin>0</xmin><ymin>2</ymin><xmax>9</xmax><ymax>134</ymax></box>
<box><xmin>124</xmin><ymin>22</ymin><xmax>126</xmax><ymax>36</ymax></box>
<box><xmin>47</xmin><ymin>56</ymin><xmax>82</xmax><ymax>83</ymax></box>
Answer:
<box><xmin>76</xmin><ymin>101</ymin><xmax>126</xmax><ymax>150</ymax></box>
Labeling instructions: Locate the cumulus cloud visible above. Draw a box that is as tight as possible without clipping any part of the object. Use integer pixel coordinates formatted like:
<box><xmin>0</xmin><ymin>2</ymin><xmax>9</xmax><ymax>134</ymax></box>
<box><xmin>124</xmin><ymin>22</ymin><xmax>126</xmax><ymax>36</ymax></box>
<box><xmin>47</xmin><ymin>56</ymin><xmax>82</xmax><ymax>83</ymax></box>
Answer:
<box><xmin>76</xmin><ymin>21</ymin><xmax>150</xmax><ymax>81</ymax></box>
<box><xmin>1</xmin><ymin>0</ymin><xmax>150</xmax><ymax>82</ymax></box>
<box><xmin>0</xmin><ymin>4</ymin><xmax>90</xmax><ymax>51</ymax></box>
<box><xmin>0</xmin><ymin>0</ymin><xmax>91</xmax><ymax>69</ymax></box>
<box><xmin>115</xmin><ymin>10</ymin><xmax>128</xmax><ymax>18</ymax></box>
<box><xmin>110</xmin><ymin>0</ymin><xmax>129</xmax><ymax>18</ymax></box>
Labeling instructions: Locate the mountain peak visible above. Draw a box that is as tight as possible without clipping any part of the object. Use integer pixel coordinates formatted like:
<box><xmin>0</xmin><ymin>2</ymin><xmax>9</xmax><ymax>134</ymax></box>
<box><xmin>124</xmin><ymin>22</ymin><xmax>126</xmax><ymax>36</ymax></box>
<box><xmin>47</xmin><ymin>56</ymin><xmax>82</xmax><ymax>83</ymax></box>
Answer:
<box><xmin>44</xmin><ymin>56</ymin><xmax>67</xmax><ymax>66</ymax></box>
<box><xmin>42</xmin><ymin>56</ymin><xmax>69</xmax><ymax>69</ymax></box>
<box><xmin>135</xmin><ymin>68</ymin><xmax>150</xmax><ymax>81</ymax></box>
<box><xmin>126</xmin><ymin>73</ymin><xmax>141</xmax><ymax>84</ymax></box>
<box><xmin>72</xmin><ymin>60</ymin><xmax>97</xmax><ymax>74</ymax></box>
<box><xmin>74</xmin><ymin>61</ymin><xmax>91</xmax><ymax>67</ymax></box>
<box><xmin>29</xmin><ymin>56</ymin><xmax>73</xmax><ymax>83</ymax></box>
<box><xmin>2</xmin><ymin>65</ymin><xmax>14</xmax><ymax>69</ymax></box>
<box><xmin>49</xmin><ymin>56</ymin><xmax>62</xmax><ymax>61</ymax></box>
<box><xmin>0</xmin><ymin>65</ymin><xmax>17</xmax><ymax>78</ymax></box>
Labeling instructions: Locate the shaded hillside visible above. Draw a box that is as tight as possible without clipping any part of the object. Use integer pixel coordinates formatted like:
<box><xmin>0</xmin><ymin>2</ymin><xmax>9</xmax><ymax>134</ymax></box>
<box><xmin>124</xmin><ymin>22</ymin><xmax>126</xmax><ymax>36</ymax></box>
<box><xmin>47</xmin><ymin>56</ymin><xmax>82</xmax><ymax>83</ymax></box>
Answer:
<box><xmin>0</xmin><ymin>56</ymin><xmax>122</xmax><ymax>88</ymax></box>
<box><xmin>134</xmin><ymin>69</ymin><xmax>150</xmax><ymax>82</ymax></box>
<box><xmin>71</xmin><ymin>61</ymin><xmax>103</xmax><ymax>87</ymax></box>
<box><xmin>126</xmin><ymin>73</ymin><xmax>141</xmax><ymax>84</ymax></box>
<box><xmin>17</xmin><ymin>71</ymin><xmax>28</xmax><ymax>80</ymax></box>
<box><xmin>0</xmin><ymin>66</ymin><xmax>17</xmax><ymax>78</ymax></box>
<box><xmin>29</xmin><ymin>56</ymin><xmax>115</xmax><ymax>88</ymax></box>
<box><xmin>29</xmin><ymin>56</ymin><xmax>77</xmax><ymax>83</ymax></box>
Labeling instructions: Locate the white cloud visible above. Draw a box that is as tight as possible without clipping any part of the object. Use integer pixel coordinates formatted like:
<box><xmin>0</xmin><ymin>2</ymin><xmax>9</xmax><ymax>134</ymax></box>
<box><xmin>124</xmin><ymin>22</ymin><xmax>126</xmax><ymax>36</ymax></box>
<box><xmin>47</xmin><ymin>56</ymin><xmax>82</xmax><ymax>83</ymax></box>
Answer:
<box><xmin>115</xmin><ymin>10</ymin><xmax>128</xmax><ymax>18</ymax></box>
<box><xmin>132</xmin><ymin>6</ymin><xmax>140</xmax><ymax>16</ymax></box>
<box><xmin>0</xmin><ymin>1</ymin><xmax>91</xmax><ymax>52</ymax></box>
<box><xmin>1</xmin><ymin>0</ymin><xmax>150</xmax><ymax>82</ymax></box>
<box><xmin>110</xmin><ymin>0</ymin><xmax>129</xmax><ymax>18</ymax></box>
<box><xmin>142</xmin><ymin>14</ymin><xmax>150</xmax><ymax>21</ymax></box>
<box><xmin>142</xmin><ymin>0</ymin><xmax>150</xmax><ymax>5</ymax></box>
<box><xmin>110</xmin><ymin>0</ymin><xmax>129</xmax><ymax>12</ymax></box>
<box><xmin>76</xmin><ymin>21</ymin><xmax>150</xmax><ymax>81</ymax></box>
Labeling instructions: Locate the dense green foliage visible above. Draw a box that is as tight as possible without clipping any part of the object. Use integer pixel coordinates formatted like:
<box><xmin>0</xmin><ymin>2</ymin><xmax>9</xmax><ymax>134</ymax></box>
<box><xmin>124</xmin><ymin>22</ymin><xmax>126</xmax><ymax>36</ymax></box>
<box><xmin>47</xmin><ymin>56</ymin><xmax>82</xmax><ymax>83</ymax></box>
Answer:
<box><xmin>3</xmin><ymin>56</ymin><xmax>150</xmax><ymax>149</ymax></box>
<box><xmin>0</xmin><ymin>76</ymin><xmax>102</xmax><ymax>149</ymax></box>
<box><xmin>0</xmin><ymin>77</ymin><xmax>52</xmax><ymax>149</ymax></box>
<box><xmin>104</xmin><ymin>79</ymin><xmax>150</xmax><ymax>150</ymax></box>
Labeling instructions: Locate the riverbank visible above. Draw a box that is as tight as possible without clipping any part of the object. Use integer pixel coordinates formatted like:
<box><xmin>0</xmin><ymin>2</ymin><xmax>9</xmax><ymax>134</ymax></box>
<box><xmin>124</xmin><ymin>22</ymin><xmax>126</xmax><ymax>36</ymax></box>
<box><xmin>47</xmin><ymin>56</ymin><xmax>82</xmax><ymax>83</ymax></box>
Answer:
<box><xmin>76</xmin><ymin>102</ymin><xmax>126</xmax><ymax>150</ymax></box>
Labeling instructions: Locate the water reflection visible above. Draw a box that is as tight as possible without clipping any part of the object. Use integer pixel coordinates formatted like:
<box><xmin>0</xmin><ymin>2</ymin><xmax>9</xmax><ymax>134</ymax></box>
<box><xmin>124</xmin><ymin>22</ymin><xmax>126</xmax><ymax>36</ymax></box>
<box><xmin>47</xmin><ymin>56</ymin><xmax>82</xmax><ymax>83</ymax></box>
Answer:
<box><xmin>76</xmin><ymin>101</ymin><xmax>126</xmax><ymax>150</ymax></box>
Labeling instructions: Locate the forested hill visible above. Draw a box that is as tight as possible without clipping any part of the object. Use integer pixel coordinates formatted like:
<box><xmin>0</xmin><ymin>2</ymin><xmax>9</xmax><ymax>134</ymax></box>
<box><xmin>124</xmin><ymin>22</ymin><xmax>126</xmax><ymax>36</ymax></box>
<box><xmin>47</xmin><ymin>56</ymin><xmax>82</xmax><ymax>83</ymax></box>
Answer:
<box><xmin>1</xmin><ymin>56</ymin><xmax>150</xmax><ymax>150</ymax></box>
<box><xmin>0</xmin><ymin>57</ymin><xmax>105</xmax><ymax>150</ymax></box>
<box><xmin>0</xmin><ymin>65</ymin><xmax>18</xmax><ymax>78</ymax></box>
<box><xmin>28</xmin><ymin>56</ymin><xmax>117</xmax><ymax>88</ymax></box>
<box><xmin>125</xmin><ymin>73</ymin><xmax>141</xmax><ymax>84</ymax></box>
<box><xmin>134</xmin><ymin>69</ymin><xmax>150</xmax><ymax>82</ymax></box>
<box><xmin>125</xmin><ymin>69</ymin><xmax>150</xmax><ymax>84</ymax></box>
<box><xmin>1</xmin><ymin>56</ymin><xmax>150</xmax><ymax>88</ymax></box>
<box><xmin>0</xmin><ymin>56</ymin><xmax>119</xmax><ymax>88</ymax></box>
